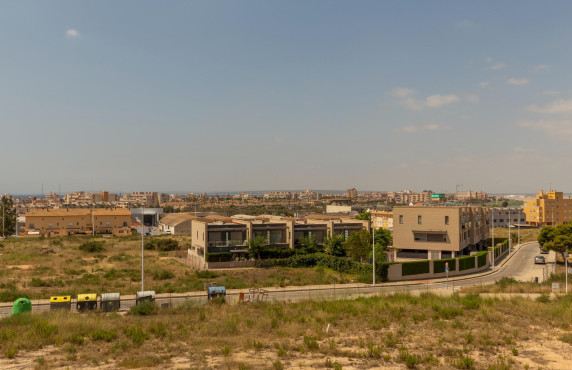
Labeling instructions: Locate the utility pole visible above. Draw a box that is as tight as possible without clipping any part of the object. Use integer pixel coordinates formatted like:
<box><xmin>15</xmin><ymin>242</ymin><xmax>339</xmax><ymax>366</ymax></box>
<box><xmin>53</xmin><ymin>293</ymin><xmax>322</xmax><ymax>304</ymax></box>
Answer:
<box><xmin>508</xmin><ymin>208</ymin><xmax>511</xmax><ymax>254</ymax></box>
<box><xmin>2</xmin><ymin>197</ymin><xmax>5</xmax><ymax>238</ymax></box>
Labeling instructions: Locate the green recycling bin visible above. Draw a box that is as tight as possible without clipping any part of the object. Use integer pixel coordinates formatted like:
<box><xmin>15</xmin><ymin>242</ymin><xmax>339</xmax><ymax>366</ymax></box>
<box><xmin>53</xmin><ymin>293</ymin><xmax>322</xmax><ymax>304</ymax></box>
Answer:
<box><xmin>12</xmin><ymin>298</ymin><xmax>32</xmax><ymax>315</ymax></box>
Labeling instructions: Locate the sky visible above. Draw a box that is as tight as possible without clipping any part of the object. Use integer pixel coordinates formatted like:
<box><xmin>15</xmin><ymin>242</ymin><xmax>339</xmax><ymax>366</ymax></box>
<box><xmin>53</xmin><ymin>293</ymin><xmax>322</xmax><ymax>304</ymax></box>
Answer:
<box><xmin>2</xmin><ymin>1</ymin><xmax>572</xmax><ymax>195</ymax></box>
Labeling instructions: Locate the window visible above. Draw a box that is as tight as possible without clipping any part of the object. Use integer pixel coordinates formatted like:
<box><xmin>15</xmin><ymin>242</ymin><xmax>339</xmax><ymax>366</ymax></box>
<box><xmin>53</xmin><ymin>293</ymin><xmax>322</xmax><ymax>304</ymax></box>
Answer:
<box><xmin>418</xmin><ymin>215</ymin><xmax>422</xmax><ymax>224</ymax></box>
<box><xmin>445</xmin><ymin>216</ymin><xmax>449</xmax><ymax>225</ymax></box>
<box><xmin>399</xmin><ymin>215</ymin><xmax>403</xmax><ymax>224</ymax></box>
<box><xmin>29</xmin><ymin>223</ymin><xmax>35</xmax><ymax>229</ymax></box>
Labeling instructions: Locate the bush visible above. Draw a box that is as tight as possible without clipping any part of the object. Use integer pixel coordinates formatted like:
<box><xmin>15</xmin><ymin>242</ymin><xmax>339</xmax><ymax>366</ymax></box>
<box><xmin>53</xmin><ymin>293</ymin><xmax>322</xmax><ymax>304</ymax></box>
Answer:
<box><xmin>130</xmin><ymin>301</ymin><xmax>158</xmax><ymax>316</ymax></box>
<box><xmin>144</xmin><ymin>238</ymin><xmax>179</xmax><ymax>251</ymax></box>
<box><xmin>259</xmin><ymin>248</ymin><xmax>297</xmax><ymax>259</ymax></box>
<box><xmin>91</xmin><ymin>329</ymin><xmax>117</xmax><ymax>342</ymax></box>
<box><xmin>195</xmin><ymin>270</ymin><xmax>219</xmax><ymax>279</ymax></box>
<box><xmin>433</xmin><ymin>258</ymin><xmax>456</xmax><ymax>273</ymax></box>
<box><xmin>458</xmin><ymin>256</ymin><xmax>475</xmax><ymax>271</ymax></box>
<box><xmin>205</xmin><ymin>252</ymin><xmax>233</xmax><ymax>263</ymax></box>
<box><xmin>152</xmin><ymin>269</ymin><xmax>175</xmax><ymax>280</ymax></box>
<box><xmin>401</xmin><ymin>260</ymin><xmax>430</xmax><ymax>276</ymax></box>
<box><xmin>79</xmin><ymin>241</ymin><xmax>105</xmax><ymax>253</ymax></box>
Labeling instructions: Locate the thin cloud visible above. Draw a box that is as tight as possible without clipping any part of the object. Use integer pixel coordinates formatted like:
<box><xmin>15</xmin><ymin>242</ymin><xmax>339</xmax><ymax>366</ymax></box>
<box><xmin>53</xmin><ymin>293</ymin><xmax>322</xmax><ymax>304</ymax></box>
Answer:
<box><xmin>65</xmin><ymin>29</ymin><xmax>80</xmax><ymax>38</ymax></box>
<box><xmin>527</xmin><ymin>97</ymin><xmax>572</xmax><ymax>114</ymax></box>
<box><xmin>534</xmin><ymin>65</ymin><xmax>549</xmax><ymax>71</ymax></box>
<box><xmin>463</xmin><ymin>94</ymin><xmax>480</xmax><ymax>104</ymax></box>
<box><xmin>479</xmin><ymin>81</ymin><xmax>490</xmax><ymax>88</ymax></box>
<box><xmin>490</xmin><ymin>62</ymin><xmax>506</xmax><ymax>70</ymax></box>
<box><xmin>539</xmin><ymin>90</ymin><xmax>560</xmax><ymax>96</ymax></box>
<box><xmin>396</xmin><ymin>124</ymin><xmax>451</xmax><ymax>133</ymax></box>
<box><xmin>516</xmin><ymin>120</ymin><xmax>572</xmax><ymax>141</ymax></box>
<box><xmin>507</xmin><ymin>78</ymin><xmax>530</xmax><ymax>86</ymax></box>
<box><xmin>425</xmin><ymin>94</ymin><xmax>460</xmax><ymax>107</ymax></box>
<box><xmin>389</xmin><ymin>87</ymin><xmax>417</xmax><ymax>98</ymax></box>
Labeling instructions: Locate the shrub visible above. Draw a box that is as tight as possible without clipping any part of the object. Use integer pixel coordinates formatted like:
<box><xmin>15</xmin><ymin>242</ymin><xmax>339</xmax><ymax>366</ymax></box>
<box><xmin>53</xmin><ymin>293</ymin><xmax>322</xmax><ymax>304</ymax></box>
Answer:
<box><xmin>130</xmin><ymin>301</ymin><xmax>158</xmax><ymax>316</ymax></box>
<box><xmin>79</xmin><ymin>241</ymin><xmax>105</xmax><ymax>253</ymax></box>
<box><xmin>205</xmin><ymin>252</ymin><xmax>233</xmax><ymax>263</ymax></box>
<box><xmin>458</xmin><ymin>256</ymin><xmax>475</xmax><ymax>271</ymax></box>
<box><xmin>152</xmin><ymin>269</ymin><xmax>175</xmax><ymax>280</ymax></box>
<box><xmin>124</xmin><ymin>326</ymin><xmax>149</xmax><ymax>346</ymax></box>
<box><xmin>195</xmin><ymin>270</ymin><xmax>219</xmax><ymax>279</ymax></box>
<box><xmin>4</xmin><ymin>346</ymin><xmax>17</xmax><ymax>359</ymax></box>
<box><xmin>145</xmin><ymin>238</ymin><xmax>179</xmax><ymax>251</ymax></box>
<box><xmin>91</xmin><ymin>329</ymin><xmax>117</xmax><ymax>342</ymax></box>
<box><xmin>459</xmin><ymin>294</ymin><xmax>481</xmax><ymax>309</ymax></box>
<box><xmin>401</xmin><ymin>260</ymin><xmax>430</xmax><ymax>276</ymax></box>
<box><xmin>434</xmin><ymin>258</ymin><xmax>456</xmax><ymax>273</ymax></box>
<box><xmin>536</xmin><ymin>294</ymin><xmax>550</xmax><ymax>303</ymax></box>
<box><xmin>259</xmin><ymin>248</ymin><xmax>297</xmax><ymax>259</ymax></box>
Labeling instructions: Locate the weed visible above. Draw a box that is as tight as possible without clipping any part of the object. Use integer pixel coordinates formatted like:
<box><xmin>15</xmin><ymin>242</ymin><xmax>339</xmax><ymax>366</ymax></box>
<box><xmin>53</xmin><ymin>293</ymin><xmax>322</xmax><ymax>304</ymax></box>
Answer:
<box><xmin>68</xmin><ymin>333</ymin><xmax>84</xmax><ymax>345</ymax></box>
<box><xmin>451</xmin><ymin>354</ymin><xmax>475</xmax><ymax>369</ymax></box>
<box><xmin>124</xmin><ymin>326</ymin><xmax>149</xmax><ymax>346</ymax></box>
<box><xmin>399</xmin><ymin>347</ymin><xmax>420</xmax><ymax>368</ymax></box>
<box><xmin>559</xmin><ymin>333</ymin><xmax>572</xmax><ymax>344</ymax></box>
<box><xmin>536</xmin><ymin>294</ymin><xmax>550</xmax><ymax>303</ymax></box>
<box><xmin>304</xmin><ymin>335</ymin><xmax>319</xmax><ymax>350</ymax></box>
<box><xmin>273</xmin><ymin>360</ymin><xmax>284</xmax><ymax>370</ymax></box>
<box><xmin>511</xmin><ymin>347</ymin><xmax>518</xmax><ymax>356</ymax></box>
<box><xmin>221</xmin><ymin>345</ymin><xmax>232</xmax><ymax>356</ymax></box>
<box><xmin>91</xmin><ymin>329</ymin><xmax>117</xmax><ymax>342</ymax></box>
<box><xmin>4</xmin><ymin>346</ymin><xmax>17</xmax><ymax>359</ymax></box>
<box><xmin>149</xmin><ymin>322</ymin><xmax>167</xmax><ymax>338</ymax></box>
<box><xmin>464</xmin><ymin>331</ymin><xmax>474</xmax><ymax>344</ymax></box>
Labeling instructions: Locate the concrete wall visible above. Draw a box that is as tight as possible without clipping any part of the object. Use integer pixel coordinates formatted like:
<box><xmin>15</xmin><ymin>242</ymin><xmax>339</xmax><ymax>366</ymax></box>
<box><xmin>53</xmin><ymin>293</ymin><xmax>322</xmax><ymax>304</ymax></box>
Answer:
<box><xmin>387</xmin><ymin>253</ymin><xmax>491</xmax><ymax>281</ymax></box>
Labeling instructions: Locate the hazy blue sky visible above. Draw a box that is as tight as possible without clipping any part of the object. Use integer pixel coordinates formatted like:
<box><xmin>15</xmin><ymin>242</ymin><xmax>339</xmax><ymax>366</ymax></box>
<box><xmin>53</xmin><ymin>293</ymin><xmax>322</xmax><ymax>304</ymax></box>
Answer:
<box><xmin>2</xmin><ymin>1</ymin><xmax>572</xmax><ymax>194</ymax></box>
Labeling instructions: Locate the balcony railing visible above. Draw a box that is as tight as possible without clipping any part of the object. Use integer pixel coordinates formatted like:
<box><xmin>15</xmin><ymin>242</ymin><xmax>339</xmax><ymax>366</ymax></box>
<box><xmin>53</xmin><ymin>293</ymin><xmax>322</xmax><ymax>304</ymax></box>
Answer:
<box><xmin>208</xmin><ymin>239</ymin><xmax>247</xmax><ymax>247</ymax></box>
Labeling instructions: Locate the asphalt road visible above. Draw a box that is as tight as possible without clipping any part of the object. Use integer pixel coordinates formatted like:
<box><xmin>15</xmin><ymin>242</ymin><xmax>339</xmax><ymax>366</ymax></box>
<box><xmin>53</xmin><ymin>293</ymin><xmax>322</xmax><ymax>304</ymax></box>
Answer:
<box><xmin>0</xmin><ymin>241</ymin><xmax>553</xmax><ymax>317</ymax></box>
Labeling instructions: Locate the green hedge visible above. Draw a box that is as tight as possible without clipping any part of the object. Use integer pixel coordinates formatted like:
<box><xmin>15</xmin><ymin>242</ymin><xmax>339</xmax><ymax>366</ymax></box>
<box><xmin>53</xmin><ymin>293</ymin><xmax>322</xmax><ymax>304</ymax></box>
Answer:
<box><xmin>259</xmin><ymin>248</ymin><xmax>297</xmax><ymax>259</ymax></box>
<box><xmin>205</xmin><ymin>252</ymin><xmax>233</xmax><ymax>262</ymax></box>
<box><xmin>476</xmin><ymin>251</ymin><xmax>488</xmax><ymax>267</ymax></box>
<box><xmin>258</xmin><ymin>253</ymin><xmax>391</xmax><ymax>282</ymax></box>
<box><xmin>433</xmin><ymin>258</ymin><xmax>456</xmax><ymax>273</ymax></box>
<box><xmin>458</xmin><ymin>255</ymin><xmax>476</xmax><ymax>271</ymax></box>
<box><xmin>401</xmin><ymin>260</ymin><xmax>430</xmax><ymax>276</ymax></box>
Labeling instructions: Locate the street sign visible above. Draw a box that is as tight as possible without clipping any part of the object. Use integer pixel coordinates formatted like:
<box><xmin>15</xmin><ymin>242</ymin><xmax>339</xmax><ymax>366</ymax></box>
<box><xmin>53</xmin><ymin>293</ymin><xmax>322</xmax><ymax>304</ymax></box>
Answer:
<box><xmin>552</xmin><ymin>283</ymin><xmax>560</xmax><ymax>292</ymax></box>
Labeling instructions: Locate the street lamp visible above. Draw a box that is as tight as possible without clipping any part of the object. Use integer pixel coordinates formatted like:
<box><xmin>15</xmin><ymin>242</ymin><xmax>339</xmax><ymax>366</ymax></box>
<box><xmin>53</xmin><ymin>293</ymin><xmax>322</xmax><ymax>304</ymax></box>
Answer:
<box><xmin>491</xmin><ymin>208</ymin><xmax>495</xmax><ymax>268</ymax></box>
<box><xmin>141</xmin><ymin>205</ymin><xmax>145</xmax><ymax>292</ymax></box>
<box><xmin>372</xmin><ymin>218</ymin><xmax>375</xmax><ymax>285</ymax></box>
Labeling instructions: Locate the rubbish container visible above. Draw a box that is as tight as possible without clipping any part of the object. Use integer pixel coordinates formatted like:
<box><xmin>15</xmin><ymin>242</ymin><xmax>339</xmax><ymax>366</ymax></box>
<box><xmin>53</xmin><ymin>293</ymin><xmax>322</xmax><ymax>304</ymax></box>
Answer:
<box><xmin>101</xmin><ymin>293</ymin><xmax>120</xmax><ymax>312</ymax></box>
<box><xmin>207</xmin><ymin>286</ymin><xmax>226</xmax><ymax>300</ymax></box>
<box><xmin>136</xmin><ymin>291</ymin><xmax>156</xmax><ymax>305</ymax></box>
<box><xmin>12</xmin><ymin>298</ymin><xmax>32</xmax><ymax>315</ymax></box>
<box><xmin>76</xmin><ymin>294</ymin><xmax>98</xmax><ymax>311</ymax></box>
<box><xmin>50</xmin><ymin>296</ymin><xmax>71</xmax><ymax>310</ymax></box>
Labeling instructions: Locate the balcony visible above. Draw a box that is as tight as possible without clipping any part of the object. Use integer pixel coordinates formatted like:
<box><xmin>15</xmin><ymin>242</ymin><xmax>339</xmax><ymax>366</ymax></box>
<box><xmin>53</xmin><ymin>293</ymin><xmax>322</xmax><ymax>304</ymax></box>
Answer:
<box><xmin>208</xmin><ymin>239</ymin><xmax>247</xmax><ymax>247</ymax></box>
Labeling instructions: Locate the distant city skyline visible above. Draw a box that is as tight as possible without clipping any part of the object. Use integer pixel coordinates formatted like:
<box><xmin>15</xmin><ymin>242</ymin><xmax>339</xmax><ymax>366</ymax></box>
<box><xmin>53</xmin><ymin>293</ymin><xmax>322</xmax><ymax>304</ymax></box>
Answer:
<box><xmin>2</xmin><ymin>1</ymin><xmax>572</xmax><ymax>194</ymax></box>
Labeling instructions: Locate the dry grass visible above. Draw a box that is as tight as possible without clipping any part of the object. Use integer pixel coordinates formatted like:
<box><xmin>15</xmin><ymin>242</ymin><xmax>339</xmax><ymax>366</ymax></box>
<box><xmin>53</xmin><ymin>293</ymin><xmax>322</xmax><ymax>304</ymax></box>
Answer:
<box><xmin>0</xmin><ymin>292</ymin><xmax>571</xmax><ymax>368</ymax></box>
<box><xmin>491</xmin><ymin>227</ymin><xmax>540</xmax><ymax>244</ymax></box>
<box><xmin>0</xmin><ymin>236</ymin><xmax>353</xmax><ymax>302</ymax></box>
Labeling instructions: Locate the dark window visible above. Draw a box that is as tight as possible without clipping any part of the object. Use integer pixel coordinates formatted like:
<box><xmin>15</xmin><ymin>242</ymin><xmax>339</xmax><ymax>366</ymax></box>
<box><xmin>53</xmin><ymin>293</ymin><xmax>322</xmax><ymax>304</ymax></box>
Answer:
<box><xmin>418</xmin><ymin>215</ymin><xmax>422</xmax><ymax>224</ymax></box>
<box><xmin>399</xmin><ymin>215</ymin><xmax>403</xmax><ymax>224</ymax></box>
<box><xmin>445</xmin><ymin>216</ymin><xmax>449</xmax><ymax>225</ymax></box>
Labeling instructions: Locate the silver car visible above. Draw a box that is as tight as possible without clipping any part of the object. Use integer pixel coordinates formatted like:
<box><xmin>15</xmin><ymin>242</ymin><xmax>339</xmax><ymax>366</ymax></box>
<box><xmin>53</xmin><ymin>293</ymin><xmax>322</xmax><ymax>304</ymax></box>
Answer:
<box><xmin>534</xmin><ymin>255</ymin><xmax>546</xmax><ymax>264</ymax></box>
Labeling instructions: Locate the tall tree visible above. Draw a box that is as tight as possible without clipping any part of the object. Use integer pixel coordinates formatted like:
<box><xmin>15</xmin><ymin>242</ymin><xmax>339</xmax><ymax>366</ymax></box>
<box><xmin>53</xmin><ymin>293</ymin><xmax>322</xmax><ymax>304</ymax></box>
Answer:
<box><xmin>344</xmin><ymin>229</ymin><xmax>371</xmax><ymax>262</ymax></box>
<box><xmin>247</xmin><ymin>235</ymin><xmax>268</xmax><ymax>263</ymax></box>
<box><xmin>0</xmin><ymin>195</ymin><xmax>16</xmax><ymax>237</ymax></box>
<box><xmin>538</xmin><ymin>224</ymin><xmax>572</xmax><ymax>260</ymax></box>
<box><xmin>374</xmin><ymin>228</ymin><xmax>392</xmax><ymax>250</ymax></box>
<box><xmin>355</xmin><ymin>210</ymin><xmax>371</xmax><ymax>221</ymax></box>
<box><xmin>324</xmin><ymin>234</ymin><xmax>346</xmax><ymax>257</ymax></box>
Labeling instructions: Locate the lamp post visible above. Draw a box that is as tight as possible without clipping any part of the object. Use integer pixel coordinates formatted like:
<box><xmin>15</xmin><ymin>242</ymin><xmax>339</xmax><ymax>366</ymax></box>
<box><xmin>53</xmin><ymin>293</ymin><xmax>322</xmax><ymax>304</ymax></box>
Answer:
<box><xmin>491</xmin><ymin>208</ymin><xmax>495</xmax><ymax>268</ymax></box>
<box><xmin>141</xmin><ymin>205</ymin><xmax>145</xmax><ymax>292</ymax></box>
<box><xmin>372</xmin><ymin>218</ymin><xmax>375</xmax><ymax>286</ymax></box>
<box><xmin>508</xmin><ymin>208</ymin><xmax>511</xmax><ymax>254</ymax></box>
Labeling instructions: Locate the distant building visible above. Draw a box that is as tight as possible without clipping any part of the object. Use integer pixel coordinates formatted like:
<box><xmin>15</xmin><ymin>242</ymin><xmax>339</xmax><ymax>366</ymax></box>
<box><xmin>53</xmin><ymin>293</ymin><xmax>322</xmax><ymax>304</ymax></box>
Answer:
<box><xmin>24</xmin><ymin>208</ymin><xmax>131</xmax><ymax>237</ymax></box>
<box><xmin>345</xmin><ymin>188</ymin><xmax>358</xmax><ymax>198</ymax></box>
<box><xmin>158</xmin><ymin>213</ymin><xmax>197</xmax><ymax>234</ymax></box>
<box><xmin>523</xmin><ymin>190</ymin><xmax>572</xmax><ymax>226</ymax></box>
<box><xmin>489</xmin><ymin>208</ymin><xmax>526</xmax><ymax>228</ymax></box>
<box><xmin>325</xmin><ymin>205</ymin><xmax>352</xmax><ymax>214</ymax></box>
<box><xmin>392</xmin><ymin>206</ymin><xmax>489</xmax><ymax>260</ymax></box>
<box><xmin>455</xmin><ymin>191</ymin><xmax>488</xmax><ymax>202</ymax></box>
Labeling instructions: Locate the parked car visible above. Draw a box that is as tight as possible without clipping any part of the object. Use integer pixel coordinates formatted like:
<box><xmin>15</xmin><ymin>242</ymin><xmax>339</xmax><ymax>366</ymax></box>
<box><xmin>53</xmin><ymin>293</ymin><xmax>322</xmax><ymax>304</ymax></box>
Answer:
<box><xmin>534</xmin><ymin>255</ymin><xmax>546</xmax><ymax>264</ymax></box>
<box><xmin>540</xmin><ymin>249</ymin><xmax>549</xmax><ymax>254</ymax></box>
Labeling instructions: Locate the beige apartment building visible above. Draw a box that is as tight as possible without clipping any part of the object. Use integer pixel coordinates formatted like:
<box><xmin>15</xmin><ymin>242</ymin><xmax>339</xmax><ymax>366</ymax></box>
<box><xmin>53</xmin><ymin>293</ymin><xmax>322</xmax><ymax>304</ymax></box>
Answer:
<box><xmin>523</xmin><ymin>190</ymin><xmax>572</xmax><ymax>226</ymax></box>
<box><xmin>393</xmin><ymin>206</ymin><xmax>489</xmax><ymax>260</ymax></box>
<box><xmin>187</xmin><ymin>214</ymin><xmax>369</xmax><ymax>268</ymax></box>
<box><xmin>24</xmin><ymin>209</ymin><xmax>131</xmax><ymax>237</ymax></box>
